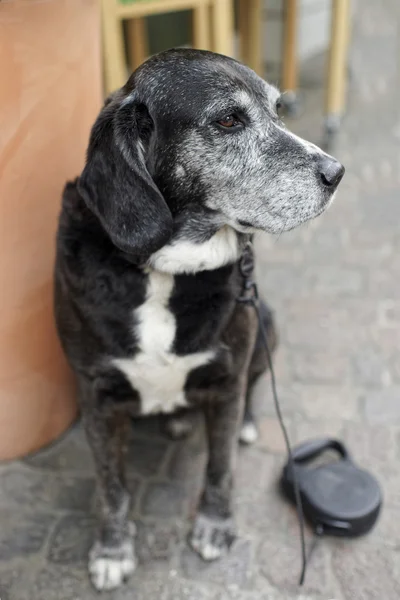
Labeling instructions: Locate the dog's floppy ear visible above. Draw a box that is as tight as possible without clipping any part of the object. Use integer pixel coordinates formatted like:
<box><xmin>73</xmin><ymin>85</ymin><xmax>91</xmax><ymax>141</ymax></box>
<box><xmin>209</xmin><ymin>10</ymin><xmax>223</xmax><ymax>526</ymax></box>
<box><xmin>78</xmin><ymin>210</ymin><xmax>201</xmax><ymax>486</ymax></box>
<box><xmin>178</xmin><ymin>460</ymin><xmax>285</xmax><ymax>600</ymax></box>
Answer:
<box><xmin>78</xmin><ymin>96</ymin><xmax>173</xmax><ymax>257</ymax></box>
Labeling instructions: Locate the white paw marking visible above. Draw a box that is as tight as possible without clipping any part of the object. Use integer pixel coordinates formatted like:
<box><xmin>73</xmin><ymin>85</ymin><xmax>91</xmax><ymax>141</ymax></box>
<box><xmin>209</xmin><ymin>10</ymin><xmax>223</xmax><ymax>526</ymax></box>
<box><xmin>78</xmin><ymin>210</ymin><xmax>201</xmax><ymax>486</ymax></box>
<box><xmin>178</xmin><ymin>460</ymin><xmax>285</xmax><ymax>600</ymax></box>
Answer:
<box><xmin>239</xmin><ymin>421</ymin><xmax>258</xmax><ymax>444</ymax></box>
<box><xmin>191</xmin><ymin>536</ymin><xmax>224</xmax><ymax>561</ymax></box>
<box><xmin>190</xmin><ymin>513</ymin><xmax>235</xmax><ymax>561</ymax></box>
<box><xmin>198</xmin><ymin>543</ymin><xmax>222</xmax><ymax>561</ymax></box>
<box><xmin>89</xmin><ymin>538</ymin><xmax>136</xmax><ymax>591</ymax></box>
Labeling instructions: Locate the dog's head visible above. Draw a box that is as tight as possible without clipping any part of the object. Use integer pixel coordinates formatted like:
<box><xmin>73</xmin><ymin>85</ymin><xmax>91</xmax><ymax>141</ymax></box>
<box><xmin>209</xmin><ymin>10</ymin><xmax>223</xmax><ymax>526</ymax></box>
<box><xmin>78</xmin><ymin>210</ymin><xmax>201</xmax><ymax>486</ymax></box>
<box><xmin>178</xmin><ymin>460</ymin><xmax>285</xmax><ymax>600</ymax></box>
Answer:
<box><xmin>79</xmin><ymin>49</ymin><xmax>344</xmax><ymax>259</ymax></box>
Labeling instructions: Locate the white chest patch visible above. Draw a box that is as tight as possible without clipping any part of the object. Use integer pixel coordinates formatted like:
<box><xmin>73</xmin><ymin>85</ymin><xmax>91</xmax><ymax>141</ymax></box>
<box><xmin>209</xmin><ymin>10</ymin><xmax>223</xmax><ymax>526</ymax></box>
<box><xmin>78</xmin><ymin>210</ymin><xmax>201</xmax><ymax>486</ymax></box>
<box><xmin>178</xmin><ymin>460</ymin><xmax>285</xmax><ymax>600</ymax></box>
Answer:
<box><xmin>112</xmin><ymin>270</ymin><xmax>214</xmax><ymax>415</ymax></box>
<box><xmin>148</xmin><ymin>226</ymin><xmax>240</xmax><ymax>274</ymax></box>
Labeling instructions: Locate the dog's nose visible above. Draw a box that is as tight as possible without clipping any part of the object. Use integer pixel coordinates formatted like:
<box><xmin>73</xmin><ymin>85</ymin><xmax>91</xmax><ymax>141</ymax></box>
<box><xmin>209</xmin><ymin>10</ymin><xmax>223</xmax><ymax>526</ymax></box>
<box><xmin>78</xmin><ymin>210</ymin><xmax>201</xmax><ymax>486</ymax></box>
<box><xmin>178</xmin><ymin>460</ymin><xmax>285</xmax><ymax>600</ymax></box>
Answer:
<box><xmin>318</xmin><ymin>157</ymin><xmax>345</xmax><ymax>188</ymax></box>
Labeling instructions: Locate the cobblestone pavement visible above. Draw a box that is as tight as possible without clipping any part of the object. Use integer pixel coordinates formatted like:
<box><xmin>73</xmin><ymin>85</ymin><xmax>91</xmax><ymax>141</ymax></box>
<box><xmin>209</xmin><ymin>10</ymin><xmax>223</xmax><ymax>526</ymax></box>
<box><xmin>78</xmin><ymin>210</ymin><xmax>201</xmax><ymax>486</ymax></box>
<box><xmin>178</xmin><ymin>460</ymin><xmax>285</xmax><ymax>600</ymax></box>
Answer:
<box><xmin>1</xmin><ymin>2</ymin><xmax>400</xmax><ymax>599</ymax></box>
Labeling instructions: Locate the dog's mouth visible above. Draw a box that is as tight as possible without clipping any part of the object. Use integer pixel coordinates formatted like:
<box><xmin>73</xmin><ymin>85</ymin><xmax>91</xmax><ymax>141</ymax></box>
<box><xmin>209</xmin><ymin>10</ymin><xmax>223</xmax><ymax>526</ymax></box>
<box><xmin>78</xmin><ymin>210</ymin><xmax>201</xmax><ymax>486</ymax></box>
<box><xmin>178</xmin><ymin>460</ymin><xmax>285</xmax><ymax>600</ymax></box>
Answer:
<box><xmin>235</xmin><ymin>188</ymin><xmax>338</xmax><ymax>235</ymax></box>
<box><xmin>237</xmin><ymin>219</ymin><xmax>255</xmax><ymax>229</ymax></box>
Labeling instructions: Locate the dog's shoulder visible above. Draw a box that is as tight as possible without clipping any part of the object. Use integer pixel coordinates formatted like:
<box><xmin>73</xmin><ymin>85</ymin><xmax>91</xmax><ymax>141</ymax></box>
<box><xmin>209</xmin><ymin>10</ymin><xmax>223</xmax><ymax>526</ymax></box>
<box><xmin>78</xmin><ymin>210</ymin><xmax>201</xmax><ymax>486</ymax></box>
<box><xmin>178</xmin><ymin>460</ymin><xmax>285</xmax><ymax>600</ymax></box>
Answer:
<box><xmin>54</xmin><ymin>180</ymin><xmax>149</xmax><ymax>365</ymax></box>
<box><xmin>56</xmin><ymin>180</ymin><xmax>146</xmax><ymax>304</ymax></box>
<box><xmin>57</xmin><ymin>179</ymin><xmax>111</xmax><ymax>264</ymax></box>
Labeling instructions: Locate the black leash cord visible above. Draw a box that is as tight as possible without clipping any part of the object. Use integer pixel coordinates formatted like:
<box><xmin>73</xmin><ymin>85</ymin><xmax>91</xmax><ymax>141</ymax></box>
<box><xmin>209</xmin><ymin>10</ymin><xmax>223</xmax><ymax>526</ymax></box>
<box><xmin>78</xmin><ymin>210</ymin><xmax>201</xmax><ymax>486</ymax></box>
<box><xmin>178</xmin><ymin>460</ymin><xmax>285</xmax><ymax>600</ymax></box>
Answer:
<box><xmin>236</xmin><ymin>242</ymin><xmax>307</xmax><ymax>585</ymax></box>
<box><xmin>250</xmin><ymin>297</ymin><xmax>308</xmax><ymax>586</ymax></box>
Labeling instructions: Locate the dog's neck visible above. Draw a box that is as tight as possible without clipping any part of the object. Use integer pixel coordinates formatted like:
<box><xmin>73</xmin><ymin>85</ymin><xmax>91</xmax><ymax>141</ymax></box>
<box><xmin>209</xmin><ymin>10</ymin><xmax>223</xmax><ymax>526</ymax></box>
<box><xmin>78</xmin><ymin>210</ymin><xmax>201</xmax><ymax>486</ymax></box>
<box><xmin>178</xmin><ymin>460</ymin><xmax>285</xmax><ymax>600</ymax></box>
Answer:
<box><xmin>147</xmin><ymin>224</ymin><xmax>248</xmax><ymax>275</ymax></box>
<box><xmin>115</xmin><ymin>204</ymin><xmax>251</xmax><ymax>274</ymax></box>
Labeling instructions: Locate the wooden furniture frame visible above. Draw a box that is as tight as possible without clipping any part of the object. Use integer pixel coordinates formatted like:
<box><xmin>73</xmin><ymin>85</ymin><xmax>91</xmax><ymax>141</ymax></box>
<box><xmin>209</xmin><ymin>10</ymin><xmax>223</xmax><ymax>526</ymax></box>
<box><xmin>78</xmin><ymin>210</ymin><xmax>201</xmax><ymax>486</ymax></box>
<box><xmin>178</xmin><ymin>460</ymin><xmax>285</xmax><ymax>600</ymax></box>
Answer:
<box><xmin>101</xmin><ymin>0</ymin><xmax>351</xmax><ymax>143</ymax></box>
<box><xmin>101</xmin><ymin>0</ymin><xmax>234</xmax><ymax>94</ymax></box>
<box><xmin>281</xmin><ymin>0</ymin><xmax>351</xmax><ymax>142</ymax></box>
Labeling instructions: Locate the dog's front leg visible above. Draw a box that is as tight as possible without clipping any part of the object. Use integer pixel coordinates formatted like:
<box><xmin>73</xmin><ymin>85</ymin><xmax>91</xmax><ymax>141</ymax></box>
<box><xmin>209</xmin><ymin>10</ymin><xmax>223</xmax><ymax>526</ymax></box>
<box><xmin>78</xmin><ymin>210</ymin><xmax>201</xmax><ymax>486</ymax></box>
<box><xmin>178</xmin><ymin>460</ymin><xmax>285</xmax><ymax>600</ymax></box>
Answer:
<box><xmin>190</xmin><ymin>389</ymin><xmax>244</xmax><ymax>561</ymax></box>
<box><xmin>81</xmin><ymin>394</ymin><xmax>136</xmax><ymax>591</ymax></box>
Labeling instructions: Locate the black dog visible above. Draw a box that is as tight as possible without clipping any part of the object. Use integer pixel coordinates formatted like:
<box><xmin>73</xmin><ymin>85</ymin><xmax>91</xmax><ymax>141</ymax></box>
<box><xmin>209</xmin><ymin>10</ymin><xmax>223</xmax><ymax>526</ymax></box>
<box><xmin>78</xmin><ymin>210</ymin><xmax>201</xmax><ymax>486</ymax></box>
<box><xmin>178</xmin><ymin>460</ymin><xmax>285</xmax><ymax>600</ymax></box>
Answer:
<box><xmin>54</xmin><ymin>49</ymin><xmax>344</xmax><ymax>591</ymax></box>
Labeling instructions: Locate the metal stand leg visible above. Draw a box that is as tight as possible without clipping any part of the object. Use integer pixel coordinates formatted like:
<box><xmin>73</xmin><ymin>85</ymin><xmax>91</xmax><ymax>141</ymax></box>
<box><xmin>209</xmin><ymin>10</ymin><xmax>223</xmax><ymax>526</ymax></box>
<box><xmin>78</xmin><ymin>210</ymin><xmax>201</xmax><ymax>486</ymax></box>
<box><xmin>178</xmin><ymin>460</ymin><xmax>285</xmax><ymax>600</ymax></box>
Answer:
<box><xmin>281</xmin><ymin>0</ymin><xmax>301</xmax><ymax>116</ymax></box>
<box><xmin>323</xmin><ymin>0</ymin><xmax>351</xmax><ymax>150</ymax></box>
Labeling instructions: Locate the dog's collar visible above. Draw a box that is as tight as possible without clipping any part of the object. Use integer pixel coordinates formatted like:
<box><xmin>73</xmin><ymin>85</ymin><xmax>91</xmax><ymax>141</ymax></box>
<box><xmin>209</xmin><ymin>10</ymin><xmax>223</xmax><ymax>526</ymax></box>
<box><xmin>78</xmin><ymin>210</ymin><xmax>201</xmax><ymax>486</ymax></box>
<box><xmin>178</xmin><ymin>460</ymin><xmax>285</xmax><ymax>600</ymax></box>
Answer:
<box><xmin>236</xmin><ymin>241</ymin><xmax>258</xmax><ymax>304</ymax></box>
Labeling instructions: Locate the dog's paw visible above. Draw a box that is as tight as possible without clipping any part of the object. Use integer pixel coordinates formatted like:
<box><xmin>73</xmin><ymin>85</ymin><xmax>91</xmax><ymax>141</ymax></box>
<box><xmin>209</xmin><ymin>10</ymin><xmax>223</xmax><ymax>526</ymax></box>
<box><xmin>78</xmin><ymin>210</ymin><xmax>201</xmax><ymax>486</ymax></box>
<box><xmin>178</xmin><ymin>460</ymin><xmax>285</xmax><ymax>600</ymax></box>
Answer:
<box><xmin>239</xmin><ymin>420</ymin><xmax>258</xmax><ymax>445</ymax></box>
<box><xmin>190</xmin><ymin>513</ymin><xmax>236</xmax><ymax>561</ymax></box>
<box><xmin>88</xmin><ymin>530</ymin><xmax>136</xmax><ymax>591</ymax></box>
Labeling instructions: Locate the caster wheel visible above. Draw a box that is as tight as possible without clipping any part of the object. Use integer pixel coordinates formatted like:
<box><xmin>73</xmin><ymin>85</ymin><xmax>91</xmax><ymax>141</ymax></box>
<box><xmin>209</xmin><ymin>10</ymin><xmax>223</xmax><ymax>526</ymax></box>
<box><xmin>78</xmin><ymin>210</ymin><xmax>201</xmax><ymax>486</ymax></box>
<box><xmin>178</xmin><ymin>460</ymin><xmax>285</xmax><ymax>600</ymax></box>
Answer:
<box><xmin>281</xmin><ymin>90</ymin><xmax>302</xmax><ymax>117</ymax></box>
<box><xmin>322</xmin><ymin>114</ymin><xmax>342</xmax><ymax>152</ymax></box>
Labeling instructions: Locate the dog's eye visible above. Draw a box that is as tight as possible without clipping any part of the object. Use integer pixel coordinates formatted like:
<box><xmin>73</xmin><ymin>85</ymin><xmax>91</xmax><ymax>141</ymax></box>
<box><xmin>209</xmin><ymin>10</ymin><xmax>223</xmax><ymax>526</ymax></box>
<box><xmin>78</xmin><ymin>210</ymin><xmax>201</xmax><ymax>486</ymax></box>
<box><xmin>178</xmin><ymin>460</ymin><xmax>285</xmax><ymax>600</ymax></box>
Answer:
<box><xmin>216</xmin><ymin>114</ymin><xmax>242</xmax><ymax>129</ymax></box>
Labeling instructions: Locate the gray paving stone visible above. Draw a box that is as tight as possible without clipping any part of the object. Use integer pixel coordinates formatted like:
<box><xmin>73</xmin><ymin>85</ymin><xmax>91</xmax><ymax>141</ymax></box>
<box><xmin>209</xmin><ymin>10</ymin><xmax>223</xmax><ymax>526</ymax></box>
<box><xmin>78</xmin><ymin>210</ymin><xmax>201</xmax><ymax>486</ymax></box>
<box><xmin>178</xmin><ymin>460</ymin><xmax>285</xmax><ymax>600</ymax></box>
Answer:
<box><xmin>235</xmin><ymin>488</ymin><xmax>297</xmax><ymax>540</ymax></box>
<box><xmin>304</xmin><ymin>229</ymin><xmax>349</xmax><ymax>260</ymax></box>
<box><xmin>117</xmin><ymin>577</ymin><xmax>170</xmax><ymax>600</ymax></box>
<box><xmin>127</xmin><ymin>437</ymin><xmax>170</xmax><ymax>477</ymax></box>
<box><xmin>53</xmin><ymin>477</ymin><xmax>96</xmax><ymax>512</ymax></box>
<box><xmin>217</xmin><ymin>590</ymin><xmax>322</xmax><ymax>600</ymax></box>
<box><xmin>360</xmin><ymin>188</ymin><xmax>400</xmax><ymax>232</ymax></box>
<box><xmin>167</xmin><ymin>439</ymin><xmax>206</xmax><ymax>484</ymax></box>
<box><xmin>377</xmin><ymin>300</ymin><xmax>400</xmax><ymax>327</ymax></box>
<box><xmin>181</xmin><ymin>539</ymin><xmax>253</xmax><ymax>589</ymax></box>
<box><xmin>0</xmin><ymin>467</ymin><xmax>96</xmax><ymax>513</ymax></box>
<box><xmin>284</xmin><ymin>383</ymin><xmax>360</xmax><ymax>422</ymax></box>
<box><xmin>21</xmin><ymin>565</ymin><xmax>168</xmax><ymax>600</ymax></box>
<box><xmin>21</xmin><ymin>566</ymin><xmax>97</xmax><ymax>600</ymax></box>
<box><xmin>0</xmin><ymin>511</ymin><xmax>55</xmax><ymax>560</ymax></box>
<box><xmin>391</xmin><ymin>354</ymin><xmax>400</xmax><ymax>383</ymax></box>
<box><xmin>367</xmin><ymin>266</ymin><xmax>400</xmax><ymax>298</ymax></box>
<box><xmin>24</xmin><ymin>420</ymin><xmax>169</xmax><ymax>479</ymax></box>
<box><xmin>342</xmin><ymin>240</ymin><xmax>394</xmax><ymax>268</ymax></box>
<box><xmin>350</xmin><ymin>345</ymin><xmax>389</xmax><ymax>387</ymax></box>
<box><xmin>135</xmin><ymin>520</ymin><xmax>184</xmax><ymax>565</ymax></box>
<box><xmin>304</xmin><ymin>266</ymin><xmax>365</xmax><ymax>297</ymax></box>
<box><xmin>234</xmin><ymin>463</ymin><xmax>289</xmax><ymax>540</ymax></box>
<box><xmin>251</xmin><ymin>375</ymin><xmax>304</xmax><ymax>420</ymax></box>
<box><xmin>288</xmin><ymin>349</ymin><xmax>350</xmax><ymax>384</ymax></box>
<box><xmin>140</xmin><ymin>482</ymin><xmax>188</xmax><ymax>518</ymax></box>
<box><xmin>371</xmin><ymin>504</ymin><xmax>400</xmax><ymax>546</ymax></box>
<box><xmin>236</xmin><ymin>449</ymin><xmax>277</xmax><ymax>494</ymax></box>
<box><xmin>363</xmin><ymin>387</ymin><xmax>400</xmax><ymax>424</ymax></box>
<box><xmin>332</xmin><ymin>541</ymin><xmax>400</xmax><ymax>600</ymax></box>
<box><xmin>258</xmin><ymin>533</ymin><xmax>335</xmax><ymax>598</ymax></box>
<box><xmin>371</xmin><ymin>327</ymin><xmax>400</xmax><ymax>362</ymax></box>
<box><xmin>0</xmin><ymin>467</ymin><xmax>50</xmax><ymax>508</ymax></box>
<box><xmin>0</xmin><ymin>566</ymin><xmax>24</xmax><ymax>600</ymax></box>
<box><xmin>257</xmin><ymin>266</ymin><xmax>306</xmax><ymax>303</ymax></box>
<box><xmin>47</xmin><ymin>514</ymin><xmax>95</xmax><ymax>565</ymax></box>
<box><xmin>23</xmin><ymin>422</ymin><xmax>94</xmax><ymax>473</ymax></box>
<box><xmin>164</xmin><ymin>578</ymin><xmax>220</xmax><ymax>600</ymax></box>
<box><xmin>342</xmin><ymin>422</ymin><xmax>397</xmax><ymax>471</ymax></box>
<box><xmin>291</xmin><ymin>418</ymin><xmax>345</xmax><ymax>446</ymax></box>
<box><xmin>375</xmin><ymin>464</ymin><xmax>400</xmax><ymax>508</ymax></box>
<box><xmin>281</xmin><ymin>299</ymin><xmax>373</xmax><ymax>350</ymax></box>
<box><xmin>256</xmin><ymin>417</ymin><xmax>290</xmax><ymax>454</ymax></box>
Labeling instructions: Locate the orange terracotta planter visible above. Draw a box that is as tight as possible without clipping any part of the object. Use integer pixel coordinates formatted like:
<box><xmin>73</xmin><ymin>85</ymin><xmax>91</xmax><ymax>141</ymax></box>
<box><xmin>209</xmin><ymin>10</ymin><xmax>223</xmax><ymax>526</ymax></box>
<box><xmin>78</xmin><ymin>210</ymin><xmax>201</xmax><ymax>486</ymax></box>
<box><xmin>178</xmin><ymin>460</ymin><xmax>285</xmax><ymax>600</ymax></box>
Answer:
<box><xmin>0</xmin><ymin>0</ymin><xmax>102</xmax><ymax>460</ymax></box>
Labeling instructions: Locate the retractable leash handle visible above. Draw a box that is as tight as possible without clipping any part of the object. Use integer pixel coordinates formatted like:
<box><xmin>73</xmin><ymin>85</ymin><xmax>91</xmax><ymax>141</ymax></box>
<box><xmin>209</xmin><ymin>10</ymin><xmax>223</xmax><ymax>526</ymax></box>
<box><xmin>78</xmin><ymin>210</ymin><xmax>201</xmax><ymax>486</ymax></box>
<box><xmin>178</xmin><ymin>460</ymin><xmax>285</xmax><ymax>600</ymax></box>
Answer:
<box><xmin>282</xmin><ymin>437</ymin><xmax>383</xmax><ymax>539</ymax></box>
<box><xmin>291</xmin><ymin>438</ymin><xmax>351</xmax><ymax>463</ymax></box>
